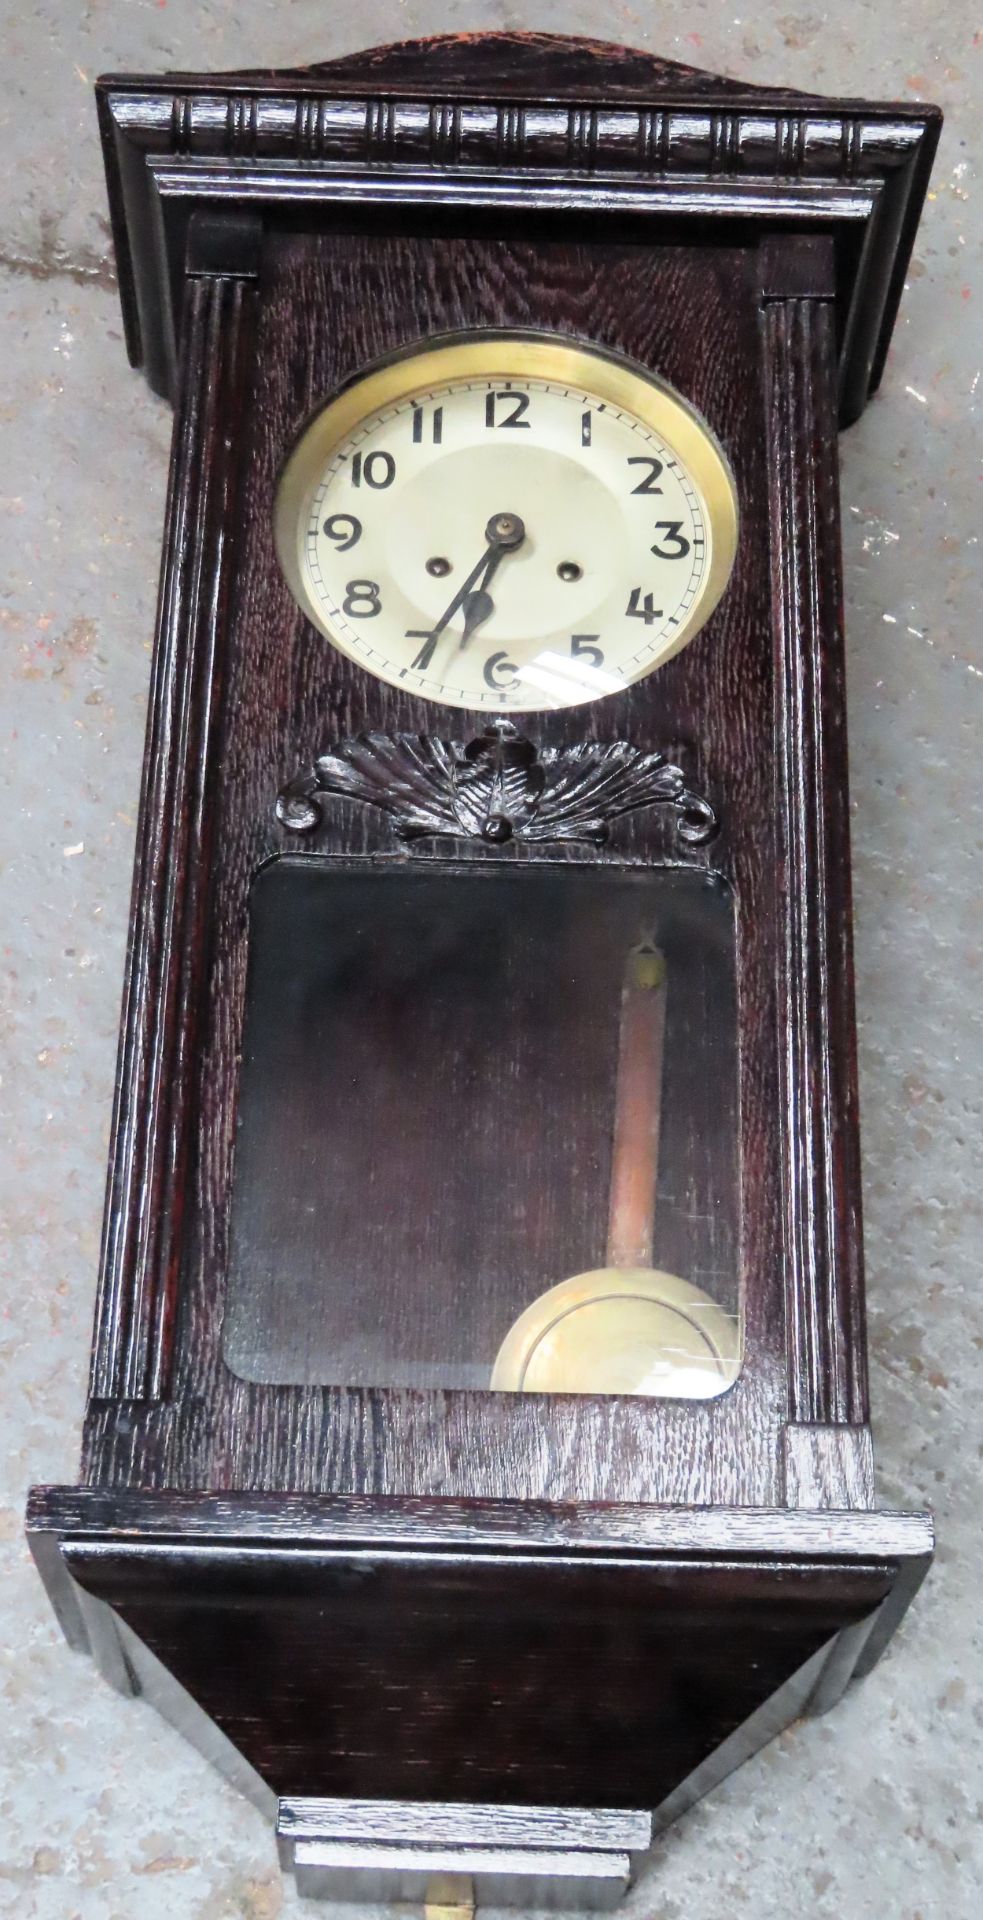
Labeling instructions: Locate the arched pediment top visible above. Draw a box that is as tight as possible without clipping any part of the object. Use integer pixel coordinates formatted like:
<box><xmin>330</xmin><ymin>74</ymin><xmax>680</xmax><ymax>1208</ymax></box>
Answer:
<box><xmin>263</xmin><ymin>31</ymin><xmax>810</xmax><ymax>103</ymax></box>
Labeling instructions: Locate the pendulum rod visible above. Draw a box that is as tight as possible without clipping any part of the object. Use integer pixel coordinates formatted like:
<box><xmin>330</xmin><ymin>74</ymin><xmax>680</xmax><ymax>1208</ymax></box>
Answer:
<box><xmin>605</xmin><ymin>943</ymin><xmax>667</xmax><ymax>1271</ymax></box>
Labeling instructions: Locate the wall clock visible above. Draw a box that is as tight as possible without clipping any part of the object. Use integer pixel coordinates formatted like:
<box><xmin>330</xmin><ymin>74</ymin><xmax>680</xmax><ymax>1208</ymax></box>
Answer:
<box><xmin>27</xmin><ymin>31</ymin><xmax>941</xmax><ymax>1913</ymax></box>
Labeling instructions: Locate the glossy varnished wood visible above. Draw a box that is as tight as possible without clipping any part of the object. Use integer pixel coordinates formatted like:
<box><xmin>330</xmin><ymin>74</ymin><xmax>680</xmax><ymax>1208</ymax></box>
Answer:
<box><xmin>83</xmin><ymin>229</ymin><xmax>784</xmax><ymax>1508</ymax></box>
<box><xmin>28</xmin><ymin>1487</ymin><xmax>932</xmax><ymax>1809</ymax></box>
<box><xmin>48</xmin><ymin>1552</ymin><xmax>898</xmax><ymax>1805</ymax></box>
<box><xmin>92</xmin><ymin>271</ymin><xmax>256</xmax><ymax>1402</ymax></box>
<box><xmin>95</xmin><ymin>31</ymin><xmax>941</xmax><ymax>418</ymax></box>
<box><xmin>27</xmin><ymin>1484</ymin><xmax>935</xmax><ymax>1559</ymax></box>
<box><xmin>763</xmin><ymin>273</ymin><xmax>869</xmax><ymax>1429</ymax></box>
<box><xmin>27</xmin><ymin>31</ymin><xmax>939</xmax><ymax>1883</ymax></box>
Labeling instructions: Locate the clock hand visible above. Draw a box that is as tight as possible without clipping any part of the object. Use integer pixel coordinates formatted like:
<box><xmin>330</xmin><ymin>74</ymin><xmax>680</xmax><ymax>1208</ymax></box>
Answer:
<box><xmin>409</xmin><ymin>512</ymin><xmax>525</xmax><ymax>671</ymax></box>
<box><xmin>456</xmin><ymin>512</ymin><xmax>530</xmax><ymax>648</ymax></box>
<box><xmin>409</xmin><ymin>543</ymin><xmax>497</xmax><ymax>671</ymax></box>
<box><xmin>458</xmin><ymin>585</ymin><xmax>496</xmax><ymax>648</ymax></box>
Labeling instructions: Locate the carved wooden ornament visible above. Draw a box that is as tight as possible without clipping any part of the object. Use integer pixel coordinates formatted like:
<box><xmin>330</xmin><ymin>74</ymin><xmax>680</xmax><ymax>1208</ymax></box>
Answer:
<box><xmin>276</xmin><ymin>727</ymin><xmax>719</xmax><ymax>844</ymax></box>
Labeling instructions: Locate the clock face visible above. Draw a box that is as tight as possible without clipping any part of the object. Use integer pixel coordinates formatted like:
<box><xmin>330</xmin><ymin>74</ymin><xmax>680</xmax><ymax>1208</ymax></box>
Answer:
<box><xmin>275</xmin><ymin>333</ymin><xmax>738</xmax><ymax>712</ymax></box>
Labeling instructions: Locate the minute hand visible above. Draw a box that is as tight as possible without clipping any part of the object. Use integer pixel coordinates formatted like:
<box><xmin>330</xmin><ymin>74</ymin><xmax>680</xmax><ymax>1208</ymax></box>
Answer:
<box><xmin>409</xmin><ymin>512</ymin><xmax>525</xmax><ymax>671</ymax></box>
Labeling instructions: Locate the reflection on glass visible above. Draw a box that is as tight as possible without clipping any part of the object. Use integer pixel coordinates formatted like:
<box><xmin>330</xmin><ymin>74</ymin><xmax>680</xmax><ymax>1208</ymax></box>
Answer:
<box><xmin>514</xmin><ymin>649</ymin><xmax>625</xmax><ymax>703</ymax></box>
<box><xmin>492</xmin><ymin>945</ymin><xmax>740</xmax><ymax>1398</ymax></box>
<box><xmin>222</xmin><ymin>863</ymin><xmax>742</xmax><ymax>1398</ymax></box>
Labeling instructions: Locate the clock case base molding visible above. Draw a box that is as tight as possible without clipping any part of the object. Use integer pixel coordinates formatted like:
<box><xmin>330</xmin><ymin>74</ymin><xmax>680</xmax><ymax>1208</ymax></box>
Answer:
<box><xmin>28</xmin><ymin>1489</ymin><xmax>932</xmax><ymax>1910</ymax></box>
<box><xmin>27</xmin><ymin>32</ymin><xmax>940</xmax><ymax>1912</ymax></box>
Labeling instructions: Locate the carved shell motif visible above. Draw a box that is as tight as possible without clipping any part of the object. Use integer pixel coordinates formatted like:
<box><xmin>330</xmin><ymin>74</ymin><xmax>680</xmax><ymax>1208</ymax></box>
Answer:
<box><xmin>276</xmin><ymin>725</ymin><xmax>718</xmax><ymax>847</ymax></box>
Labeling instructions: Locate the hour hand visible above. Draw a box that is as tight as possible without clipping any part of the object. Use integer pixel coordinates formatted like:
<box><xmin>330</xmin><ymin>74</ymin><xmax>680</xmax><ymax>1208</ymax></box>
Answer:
<box><xmin>457</xmin><ymin>586</ymin><xmax>495</xmax><ymax>650</ymax></box>
<box><xmin>407</xmin><ymin>512</ymin><xmax>526</xmax><ymax>670</ymax></box>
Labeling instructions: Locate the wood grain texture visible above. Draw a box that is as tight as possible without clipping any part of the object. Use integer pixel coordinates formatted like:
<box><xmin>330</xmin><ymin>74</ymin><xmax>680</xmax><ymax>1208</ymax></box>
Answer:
<box><xmin>27</xmin><ymin>1484</ymin><xmax>935</xmax><ymax>1561</ymax></box>
<box><xmin>90</xmin><ymin>272</ymin><xmax>256</xmax><ymax>1401</ymax></box>
<box><xmin>50</xmin><ymin>1546</ymin><xmax>902</xmax><ymax>1807</ymax></box>
<box><xmin>29</xmin><ymin>1485</ymin><xmax>930</xmax><ymax>1811</ymax></box>
<box><xmin>95</xmin><ymin>33</ymin><xmax>941</xmax><ymax>412</ymax></box>
<box><xmin>81</xmin><ymin>230</ymin><xmax>785</xmax><ymax>1509</ymax></box>
<box><xmin>274</xmin><ymin>33</ymin><xmax>813</xmax><ymax>100</ymax></box>
<box><xmin>764</xmin><ymin>284</ymin><xmax>869</xmax><ymax>1431</ymax></box>
<box><xmin>784</xmin><ymin>1421</ymin><xmax>875</xmax><ymax>1508</ymax></box>
<box><xmin>24</xmin><ymin>34</ymin><xmax>941</xmax><ymax>1864</ymax></box>
<box><xmin>113</xmin><ymin>1606</ymin><xmax>276</xmax><ymax>1816</ymax></box>
<box><xmin>276</xmin><ymin>1801</ymin><xmax>652</xmax><ymax>1850</ymax></box>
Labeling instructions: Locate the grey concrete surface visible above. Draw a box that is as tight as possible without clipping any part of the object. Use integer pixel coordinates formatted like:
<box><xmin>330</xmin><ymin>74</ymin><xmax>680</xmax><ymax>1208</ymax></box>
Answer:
<box><xmin>0</xmin><ymin>3</ymin><xmax>979</xmax><ymax>1917</ymax></box>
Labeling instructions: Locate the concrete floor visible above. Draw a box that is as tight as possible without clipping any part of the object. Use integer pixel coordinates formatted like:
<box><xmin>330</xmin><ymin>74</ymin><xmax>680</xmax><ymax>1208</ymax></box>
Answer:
<box><xmin>1</xmin><ymin>2</ymin><xmax>979</xmax><ymax>1916</ymax></box>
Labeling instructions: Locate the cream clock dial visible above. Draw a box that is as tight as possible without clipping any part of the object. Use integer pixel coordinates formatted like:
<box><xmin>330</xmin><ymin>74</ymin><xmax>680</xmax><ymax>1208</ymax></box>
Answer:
<box><xmin>275</xmin><ymin>334</ymin><xmax>738</xmax><ymax>713</ymax></box>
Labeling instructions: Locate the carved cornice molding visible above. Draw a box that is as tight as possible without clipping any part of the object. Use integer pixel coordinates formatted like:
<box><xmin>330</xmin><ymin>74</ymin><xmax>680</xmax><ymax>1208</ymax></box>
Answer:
<box><xmin>108</xmin><ymin>90</ymin><xmax>925</xmax><ymax>179</ymax></box>
<box><xmin>95</xmin><ymin>34</ymin><xmax>940</xmax><ymax>415</ymax></box>
<box><xmin>276</xmin><ymin>726</ymin><xmax>718</xmax><ymax>848</ymax></box>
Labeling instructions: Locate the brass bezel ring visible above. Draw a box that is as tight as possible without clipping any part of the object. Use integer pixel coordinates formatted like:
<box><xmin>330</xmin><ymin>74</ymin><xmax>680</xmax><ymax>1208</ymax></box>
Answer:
<box><xmin>274</xmin><ymin>330</ymin><xmax>739</xmax><ymax>707</ymax></box>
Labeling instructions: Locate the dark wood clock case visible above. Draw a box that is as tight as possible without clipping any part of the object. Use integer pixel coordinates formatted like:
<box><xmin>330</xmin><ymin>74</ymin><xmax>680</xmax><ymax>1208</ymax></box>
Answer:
<box><xmin>27</xmin><ymin>33</ymin><xmax>940</xmax><ymax>1909</ymax></box>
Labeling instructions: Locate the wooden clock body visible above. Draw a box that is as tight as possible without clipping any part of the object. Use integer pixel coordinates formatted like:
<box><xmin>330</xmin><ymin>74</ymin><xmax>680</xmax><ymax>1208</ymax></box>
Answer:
<box><xmin>28</xmin><ymin>34</ymin><xmax>940</xmax><ymax>1909</ymax></box>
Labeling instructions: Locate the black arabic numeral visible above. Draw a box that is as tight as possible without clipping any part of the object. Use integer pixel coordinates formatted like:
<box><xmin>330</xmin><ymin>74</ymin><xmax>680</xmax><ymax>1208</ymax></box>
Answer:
<box><xmin>571</xmin><ymin>634</ymin><xmax>604</xmax><ymax>668</ymax></box>
<box><xmin>412</xmin><ymin>405</ymin><xmax>443</xmax><ymax>445</ymax></box>
<box><xmin>651</xmin><ymin>520</ymin><xmax>691</xmax><ymax>560</ymax></box>
<box><xmin>485</xmin><ymin>390</ymin><xmax>531</xmax><ymax>430</ymax></box>
<box><xmin>483</xmin><ymin>651</ymin><xmax>519</xmax><ymax>690</ymax></box>
<box><xmin>343</xmin><ymin>579</ymin><xmax>382</xmax><ymax>618</ymax></box>
<box><xmin>625</xmin><ymin>588</ymin><xmax>663</xmax><ymax>626</ymax></box>
<box><xmin>350</xmin><ymin>450</ymin><xmax>396</xmax><ymax>489</ymax></box>
<box><xmin>627</xmin><ymin>456</ymin><xmax>664</xmax><ymax>495</ymax></box>
<box><xmin>322</xmin><ymin>513</ymin><xmax>362</xmax><ymax>552</ymax></box>
<box><xmin>581</xmin><ymin>410</ymin><xmax>592</xmax><ymax>447</ymax></box>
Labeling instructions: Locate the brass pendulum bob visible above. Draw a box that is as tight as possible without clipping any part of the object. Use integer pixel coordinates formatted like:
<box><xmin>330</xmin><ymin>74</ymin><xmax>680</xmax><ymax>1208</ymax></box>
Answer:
<box><xmin>492</xmin><ymin>944</ymin><xmax>740</xmax><ymax>1397</ymax></box>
